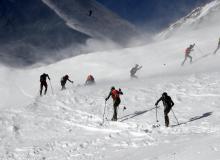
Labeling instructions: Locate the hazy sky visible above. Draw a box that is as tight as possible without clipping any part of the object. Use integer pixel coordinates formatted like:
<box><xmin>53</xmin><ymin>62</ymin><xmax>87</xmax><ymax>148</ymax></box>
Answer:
<box><xmin>97</xmin><ymin>0</ymin><xmax>212</xmax><ymax>31</ymax></box>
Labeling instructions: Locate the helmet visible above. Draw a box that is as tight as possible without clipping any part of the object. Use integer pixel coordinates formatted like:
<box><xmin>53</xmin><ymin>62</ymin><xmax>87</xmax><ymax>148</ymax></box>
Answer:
<box><xmin>111</xmin><ymin>86</ymin><xmax>115</xmax><ymax>90</ymax></box>
<box><xmin>162</xmin><ymin>92</ymin><xmax>167</xmax><ymax>97</ymax></box>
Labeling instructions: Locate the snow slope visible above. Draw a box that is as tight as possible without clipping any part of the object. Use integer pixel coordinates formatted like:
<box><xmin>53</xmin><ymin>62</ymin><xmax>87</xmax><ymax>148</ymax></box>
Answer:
<box><xmin>157</xmin><ymin>0</ymin><xmax>220</xmax><ymax>40</ymax></box>
<box><xmin>1</xmin><ymin>0</ymin><xmax>220</xmax><ymax>160</ymax></box>
<box><xmin>42</xmin><ymin>0</ymin><xmax>139</xmax><ymax>44</ymax></box>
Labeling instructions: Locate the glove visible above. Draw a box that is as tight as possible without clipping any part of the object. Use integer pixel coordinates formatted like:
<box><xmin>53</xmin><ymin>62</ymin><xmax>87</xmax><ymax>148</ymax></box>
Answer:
<box><xmin>105</xmin><ymin>98</ymin><xmax>108</xmax><ymax>101</ymax></box>
<box><xmin>119</xmin><ymin>88</ymin><xmax>121</xmax><ymax>92</ymax></box>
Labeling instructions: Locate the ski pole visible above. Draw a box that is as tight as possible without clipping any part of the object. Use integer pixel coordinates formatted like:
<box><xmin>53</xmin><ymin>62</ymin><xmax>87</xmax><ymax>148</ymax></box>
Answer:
<box><xmin>49</xmin><ymin>80</ymin><xmax>54</xmax><ymax>95</ymax></box>
<box><xmin>171</xmin><ymin>109</ymin><xmax>179</xmax><ymax>125</ymax></box>
<box><xmin>102</xmin><ymin>101</ymin><xmax>107</xmax><ymax>124</ymax></box>
<box><xmin>156</xmin><ymin>105</ymin><xmax>159</xmax><ymax>122</ymax></box>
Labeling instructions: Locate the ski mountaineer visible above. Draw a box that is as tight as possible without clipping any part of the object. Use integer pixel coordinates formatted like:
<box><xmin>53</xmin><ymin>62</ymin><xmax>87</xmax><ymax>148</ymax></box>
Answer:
<box><xmin>85</xmin><ymin>75</ymin><xmax>95</xmax><ymax>85</ymax></box>
<box><xmin>105</xmin><ymin>87</ymin><xmax>123</xmax><ymax>121</ymax></box>
<box><xmin>89</xmin><ymin>10</ymin><xmax>93</xmax><ymax>16</ymax></box>
<box><xmin>181</xmin><ymin>44</ymin><xmax>195</xmax><ymax>66</ymax></box>
<box><xmin>155</xmin><ymin>92</ymin><xmax>174</xmax><ymax>127</ymax></box>
<box><xmin>130</xmin><ymin>64</ymin><xmax>142</xmax><ymax>78</ymax></box>
<box><xmin>40</xmin><ymin>73</ymin><xmax>50</xmax><ymax>96</ymax></box>
<box><xmin>213</xmin><ymin>37</ymin><xmax>220</xmax><ymax>54</ymax></box>
<box><xmin>60</xmin><ymin>75</ymin><xmax>73</xmax><ymax>90</ymax></box>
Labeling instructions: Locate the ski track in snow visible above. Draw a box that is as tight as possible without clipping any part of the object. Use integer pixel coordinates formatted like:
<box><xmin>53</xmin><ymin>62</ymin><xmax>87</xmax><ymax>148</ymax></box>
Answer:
<box><xmin>0</xmin><ymin>72</ymin><xmax>220</xmax><ymax>160</ymax></box>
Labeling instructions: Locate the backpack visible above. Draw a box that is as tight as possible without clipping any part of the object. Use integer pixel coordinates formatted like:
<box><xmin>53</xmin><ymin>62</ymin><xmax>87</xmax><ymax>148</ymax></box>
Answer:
<box><xmin>87</xmin><ymin>75</ymin><xmax>94</xmax><ymax>81</ymax></box>
<box><xmin>185</xmin><ymin>48</ymin><xmax>190</xmax><ymax>54</ymax></box>
<box><xmin>111</xmin><ymin>90</ymin><xmax>119</xmax><ymax>100</ymax></box>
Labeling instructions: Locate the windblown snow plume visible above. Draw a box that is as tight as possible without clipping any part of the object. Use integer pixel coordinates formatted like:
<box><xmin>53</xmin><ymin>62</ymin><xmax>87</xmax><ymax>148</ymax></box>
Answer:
<box><xmin>156</xmin><ymin>0</ymin><xmax>220</xmax><ymax>40</ymax></box>
<box><xmin>0</xmin><ymin>0</ymin><xmax>140</xmax><ymax>67</ymax></box>
<box><xmin>42</xmin><ymin>0</ymin><xmax>139</xmax><ymax>44</ymax></box>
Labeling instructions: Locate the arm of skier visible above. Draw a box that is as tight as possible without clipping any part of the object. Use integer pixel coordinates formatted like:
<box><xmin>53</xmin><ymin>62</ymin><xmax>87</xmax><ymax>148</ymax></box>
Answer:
<box><xmin>47</xmin><ymin>74</ymin><xmax>51</xmax><ymax>80</ymax></box>
<box><xmin>155</xmin><ymin>97</ymin><xmax>162</xmax><ymax>106</ymax></box>
<box><xmin>105</xmin><ymin>92</ymin><xmax>111</xmax><ymax>101</ymax></box>
<box><xmin>119</xmin><ymin>88</ymin><xmax>123</xmax><ymax>95</ymax></box>
<box><xmin>68</xmin><ymin>79</ymin><xmax>73</xmax><ymax>83</ymax></box>
<box><xmin>170</xmin><ymin>99</ymin><xmax>174</xmax><ymax>107</ymax></box>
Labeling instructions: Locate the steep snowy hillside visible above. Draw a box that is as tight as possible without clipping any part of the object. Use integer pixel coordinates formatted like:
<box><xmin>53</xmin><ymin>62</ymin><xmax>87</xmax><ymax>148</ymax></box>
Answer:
<box><xmin>157</xmin><ymin>0</ymin><xmax>220</xmax><ymax>39</ymax></box>
<box><xmin>1</xmin><ymin>0</ymin><xmax>220</xmax><ymax>159</ymax></box>
<box><xmin>42</xmin><ymin>0</ymin><xmax>139</xmax><ymax>44</ymax></box>
<box><xmin>0</xmin><ymin>0</ymin><xmax>139</xmax><ymax>67</ymax></box>
<box><xmin>0</xmin><ymin>0</ymin><xmax>89</xmax><ymax>66</ymax></box>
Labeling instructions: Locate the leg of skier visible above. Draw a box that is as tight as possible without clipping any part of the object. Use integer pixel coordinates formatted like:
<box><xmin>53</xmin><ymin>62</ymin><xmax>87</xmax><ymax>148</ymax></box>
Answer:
<box><xmin>188</xmin><ymin>55</ymin><xmax>193</xmax><ymax>64</ymax></box>
<box><xmin>181</xmin><ymin>56</ymin><xmax>187</xmax><ymax>66</ymax></box>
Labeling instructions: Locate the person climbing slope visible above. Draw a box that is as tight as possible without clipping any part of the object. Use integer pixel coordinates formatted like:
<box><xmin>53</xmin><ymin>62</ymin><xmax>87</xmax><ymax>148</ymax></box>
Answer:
<box><xmin>155</xmin><ymin>92</ymin><xmax>174</xmax><ymax>127</ymax></box>
<box><xmin>181</xmin><ymin>44</ymin><xmax>195</xmax><ymax>66</ymax></box>
<box><xmin>213</xmin><ymin>37</ymin><xmax>220</xmax><ymax>54</ymax></box>
<box><xmin>60</xmin><ymin>75</ymin><xmax>73</xmax><ymax>90</ymax></box>
<box><xmin>85</xmin><ymin>75</ymin><xmax>95</xmax><ymax>85</ymax></box>
<box><xmin>105</xmin><ymin>87</ymin><xmax>123</xmax><ymax>121</ymax></box>
<box><xmin>40</xmin><ymin>73</ymin><xmax>50</xmax><ymax>96</ymax></box>
<box><xmin>89</xmin><ymin>10</ymin><xmax>93</xmax><ymax>16</ymax></box>
<box><xmin>130</xmin><ymin>64</ymin><xmax>142</xmax><ymax>78</ymax></box>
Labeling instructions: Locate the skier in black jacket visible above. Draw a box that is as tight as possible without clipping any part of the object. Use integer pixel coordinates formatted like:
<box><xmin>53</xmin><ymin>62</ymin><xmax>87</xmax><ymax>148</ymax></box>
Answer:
<box><xmin>155</xmin><ymin>92</ymin><xmax>174</xmax><ymax>127</ymax></box>
<box><xmin>40</xmin><ymin>73</ymin><xmax>50</xmax><ymax>96</ymax></box>
<box><xmin>61</xmin><ymin>75</ymin><xmax>73</xmax><ymax>90</ymax></box>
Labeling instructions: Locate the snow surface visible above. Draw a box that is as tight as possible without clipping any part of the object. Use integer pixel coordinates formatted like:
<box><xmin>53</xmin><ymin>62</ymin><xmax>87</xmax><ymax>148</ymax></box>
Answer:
<box><xmin>1</xmin><ymin>0</ymin><xmax>220</xmax><ymax>160</ymax></box>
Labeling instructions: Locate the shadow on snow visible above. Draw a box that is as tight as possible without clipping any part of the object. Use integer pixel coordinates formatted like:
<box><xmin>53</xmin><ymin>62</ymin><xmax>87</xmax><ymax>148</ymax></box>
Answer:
<box><xmin>119</xmin><ymin>107</ymin><xmax>157</xmax><ymax>122</ymax></box>
<box><xmin>171</xmin><ymin>111</ymin><xmax>213</xmax><ymax>127</ymax></box>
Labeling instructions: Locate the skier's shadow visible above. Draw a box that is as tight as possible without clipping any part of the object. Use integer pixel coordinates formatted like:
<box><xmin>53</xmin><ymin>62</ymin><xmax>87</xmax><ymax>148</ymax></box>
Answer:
<box><xmin>172</xmin><ymin>111</ymin><xmax>212</xmax><ymax>127</ymax></box>
<box><xmin>119</xmin><ymin>107</ymin><xmax>156</xmax><ymax>122</ymax></box>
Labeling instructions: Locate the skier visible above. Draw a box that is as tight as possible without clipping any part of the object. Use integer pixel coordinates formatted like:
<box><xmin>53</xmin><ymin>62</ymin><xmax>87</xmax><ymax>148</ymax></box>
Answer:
<box><xmin>105</xmin><ymin>87</ymin><xmax>123</xmax><ymax>121</ymax></box>
<box><xmin>181</xmin><ymin>44</ymin><xmax>195</xmax><ymax>66</ymax></box>
<box><xmin>60</xmin><ymin>75</ymin><xmax>73</xmax><ymax>90</ymax></box>
<box><xmin>130</xmin><ymin>64</ymin><xmax>142</xmax><ymax>78</ymax></box>
<box><xmin>85</xmin><ymin>75</ymin><xmax>95</xmax><ymax>85</ymax></box>
<box><xmin>89</xmin><ymin>10</ymin><xmax>93</xmax><ymax>16</ymax></box>
<box><xmin>155</xmin><ymin>92</ymin><xmax>174</xmax><ymax>127</ymax></box>
<box><xmin>213</xmin><ymin>37</ymin><xmax>220</xmax><ymax>54</ymax></box>
<box><xmin>40</xmin><ymin>73</ymin><xmax>50</xmax><ymax>96</ymax></box>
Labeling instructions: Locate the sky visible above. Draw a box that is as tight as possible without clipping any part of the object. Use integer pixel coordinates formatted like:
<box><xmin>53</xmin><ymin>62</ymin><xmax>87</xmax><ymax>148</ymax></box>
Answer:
<box><xmin>97</xmin><ymin>0</ymin><xmax>212</xmax><ymax>31</ymax></box>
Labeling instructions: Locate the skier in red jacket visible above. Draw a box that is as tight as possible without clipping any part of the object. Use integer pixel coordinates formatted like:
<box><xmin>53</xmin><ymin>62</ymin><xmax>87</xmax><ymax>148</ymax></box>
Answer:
<box><xmin>181</xmin><ymin>44</ymin><xmax>195</xmax><ymax>66</ymax></box>
<box><xmin>105</xmin><ymin>87</ymin><xmax>123</xmax><ymax>121</ymax></box>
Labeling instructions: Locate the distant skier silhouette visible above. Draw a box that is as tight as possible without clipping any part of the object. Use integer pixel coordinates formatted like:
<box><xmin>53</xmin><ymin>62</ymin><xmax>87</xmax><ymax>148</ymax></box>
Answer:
<box><xmin>40</xmin><ymin>73</ymin><xmax>50</xmax><ymax>96</ymax></box>
<box><xmin>85</xmin><ymin>75</ymin><xmax>95</xmax><ymax>86</ymax></box>
<box><xmin>213</xmin><ymin>37</ymin><xmax>220</xmax><ymax>54</ymax></box>
<box><xmin>181</xmin><ymin>44</ymin><xmax>195</xmax><ymax>66</ymax></box>
<box><xmin>60</xmin><ymin>75</ymin><xmax>73</xmax><ymax>90</ymax></box>
<box><xmin>155</xmin><ymin>92</ymin><xmax>174</xmax><ymax>127</ymax></box>
<box><xmin>130</xmin><ymin>64</ymin><xmax>142</xmax><ymax>78</ymax></box>
<box><xmin>89</xmin><ymin>10</ymin><xmax>93</xmax><ymax>16</ymax></box>
<box><xmin>105</xmin><ymin>87</ymin><xmax>123</xmax><ymax>121</ymax></box>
